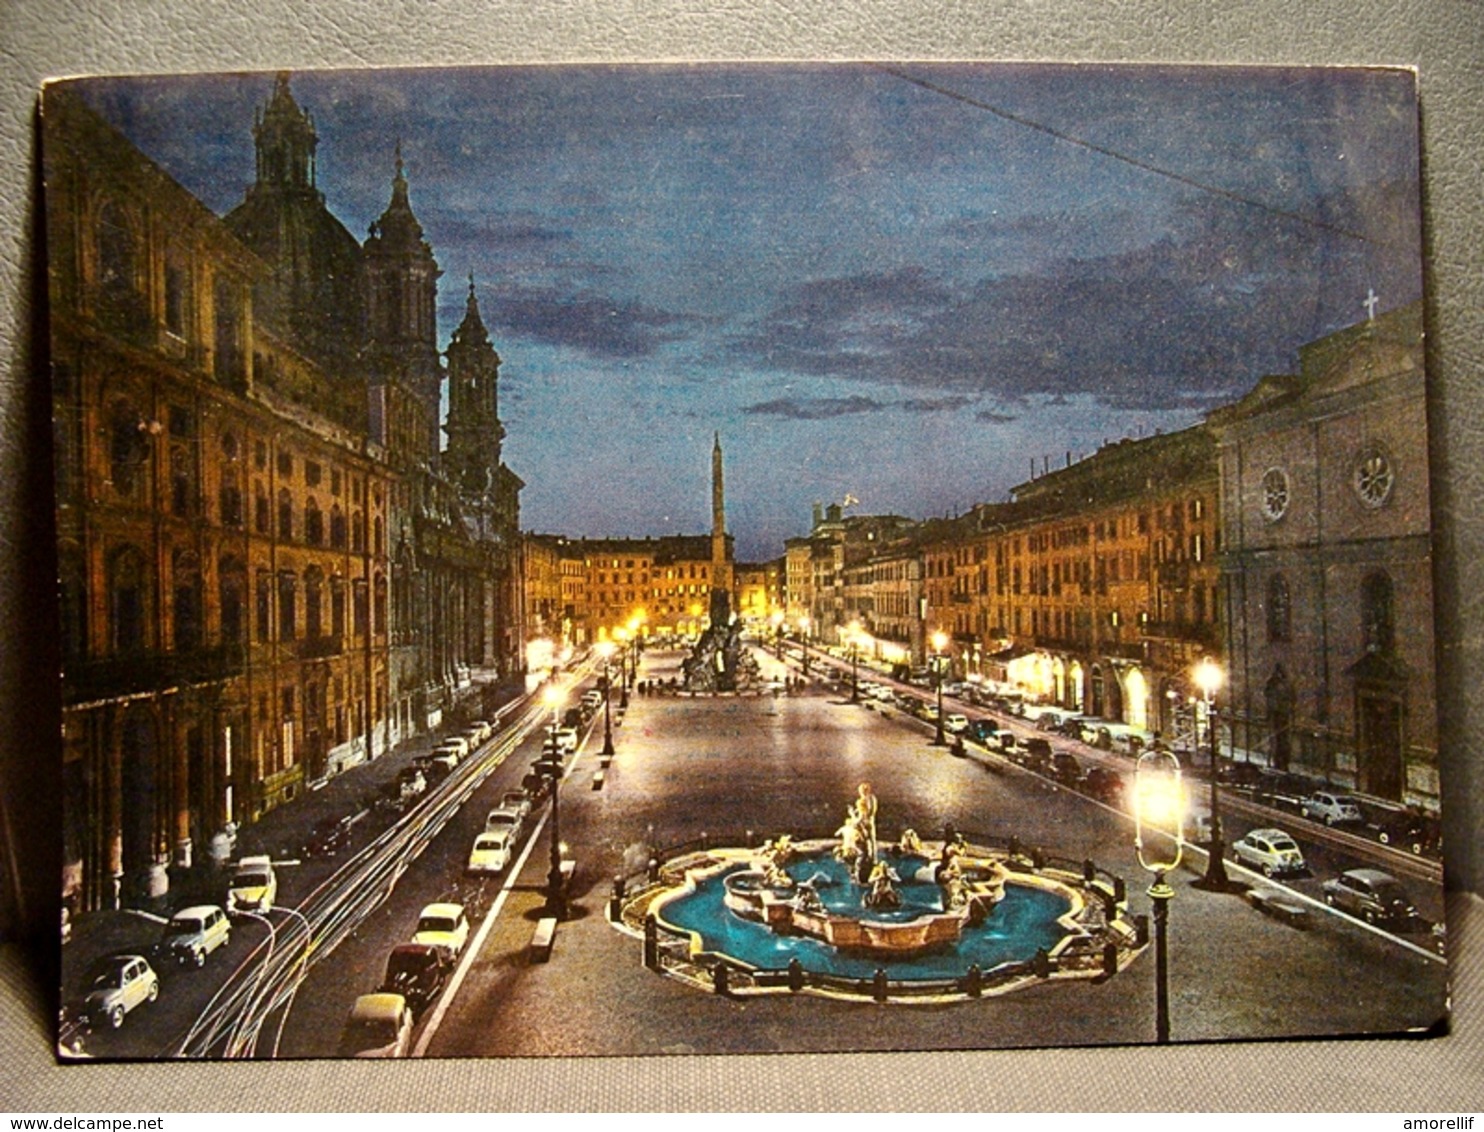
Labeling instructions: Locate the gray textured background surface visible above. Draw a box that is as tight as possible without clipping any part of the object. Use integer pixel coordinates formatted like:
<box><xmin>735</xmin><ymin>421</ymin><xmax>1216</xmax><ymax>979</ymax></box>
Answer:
<box><xmin>2</xmin><ymin>0</ymin><xmax>1481</xmax><ymax>1111</ymax></box>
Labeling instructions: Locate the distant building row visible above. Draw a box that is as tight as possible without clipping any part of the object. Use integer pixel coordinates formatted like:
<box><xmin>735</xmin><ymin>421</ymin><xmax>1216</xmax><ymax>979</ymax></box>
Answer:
<box><xmin>777</xmin><ymin>305</ymin><xmax>1434</xmax><ymax>813</ymax></box>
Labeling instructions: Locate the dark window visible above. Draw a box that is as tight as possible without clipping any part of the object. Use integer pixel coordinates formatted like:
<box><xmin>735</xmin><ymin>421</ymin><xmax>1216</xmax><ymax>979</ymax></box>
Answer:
<box><xmin>305</xmin><ymin>570</ymin><xmax>323</xmax><ymax>639</ymax></box>
<box><xmin>330</xmin><ymin>506</ymin><xmax>346</xmax><ymax>550</ymax></box>
<box><xmin>305</xmin><ymin>498</ymin><xmax>324</xmax><ymax>546</ymax></box>
<box><xmin>305</xmin><ymin>461</ymin><xmax>322</xmax><ymax>487</ymax></box>
<box><xmin>278</xmin><ymin>573</ymin><xmax>296</xmax><ymax>640</ymax></box>
<box><xmin>213</xmin><ymin>277</ymin><xmax>245</xmax><ymax>389</ymax></box>
<box><xmin>108</xmin><ymin>400</ymin><xmax>152</xmax><ymax>497</ymax></box>
<box><xmin>256</xmin><ymin>573</ymin><xmax>271</xmax><ymax>643</ymax></box>
<box><xmin>354</xmin><ymin>582</ymin><xmax>368</xmax><ymax>638</ymax></box>
<box><xmin>164</xmin><ymin>257</ymin><xmax>189</xmax><ymax>337</ymax></box>
<box><xmin>220</xmin><ymin>482</ymin><xmax>243</xmax><ymax>527</ymax></box>
<box><xmin>108</xmin><ymin>546</ymin><xmax>149</xmax><ymax>653</ymax></box>
<box><xmin>278</xmin><ymin>489</ymin><xmax>293</xmax><ymax>540</ymax></box>
<box><xmin>255</xmin><ymin>485</ymin><xmax>270</xmax><ymax>534</ymax></box>
<box><xmin>219</xmin><ymin>558</ymin><xmax>245</xmax><ymax>645</ymax></box>
<box><xmin>1362</xmin><ymin>571</ymin><xmax>1395</xmax><ymax>653</ymax></box>
<box><xmin>1266</xmin><ymin>574</ymin><xmax>1291</xmax><ymax>642</ymax></box>
<box><xmin>173</xmin><ymin>553</ymin><xmax>202</xmax><ymax>650</ymax></box>
<box><xmin>332</xmin><ymin>582</ymin><xmax>346</xmax><ymax>640</ymax></box>
<box><xmin>278</xmin><ymin>451</ymin><xmax>292</xmax><ymax>478</ymax></box>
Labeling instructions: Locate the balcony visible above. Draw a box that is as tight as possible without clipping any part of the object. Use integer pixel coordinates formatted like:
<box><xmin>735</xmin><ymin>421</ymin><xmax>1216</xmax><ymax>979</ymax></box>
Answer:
<box><xmin>1142</xmin><ymin>620</ymin><xmax>1220</xmax><ymax>648</ymax></box>
<box><xmin>297</xmin><ymin>635</ymin><xmax>345</xmax><ymax>661</ymax></box>
<box><xmin>64</xmin><ymin>643</ymin><xmax>246</xmax><ymax>705</ymax></box>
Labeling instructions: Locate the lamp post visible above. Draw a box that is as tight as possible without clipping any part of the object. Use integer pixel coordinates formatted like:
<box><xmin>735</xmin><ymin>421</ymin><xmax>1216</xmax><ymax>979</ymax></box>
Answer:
<box><xmin>771</xmin><ymin>610</ymin><xmax>784</xmax><ymax>659</ymax></box>
<box><xmin>799</xmin><ymin>615</ymin><xmax>811</xmax><ymax>676</ymax></box>
<box><xmin>614</xmin><ymin>627</ymin><xmax>630</xmax><ymax>709</ymax></box>
<box><xmin>541</xmin><ymin>684</ymin><xmax>567</xmax><ymax>915</ymax></box>
<box><xmin>1133</xmin><ymin>744</ymin><xmax>1183</xmax><ymax>1044</ymax></box>
<box><xmin>1192</xmin><ymin>657</ymin><xmax>1228</xmax><ymax>890</ymax></box>
<box><xmin>931</xmin><ymin>630</ymin><xmax>949</xmax><ymax>746</ymax></box>
<box><xmin>596</xmin><ymin>640</ymin><xmax>615</xmax><ymax>758</ymax></box>
<box><xmin>847</xmin><ymin>620</ymin><xmax>862</xmax><ymax>703</ymax></box>
<box><xmin>627</xmin><ymin>613</ymin><xmax>643</xmax><ymax>690</ymax></box>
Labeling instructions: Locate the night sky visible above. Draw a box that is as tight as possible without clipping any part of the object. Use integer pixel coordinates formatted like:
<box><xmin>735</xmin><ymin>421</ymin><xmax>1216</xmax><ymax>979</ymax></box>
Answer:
<box><xmin>72</xmin><ymin>64</ymin><xmax>1421</xmax><ymax>560</ymax></box>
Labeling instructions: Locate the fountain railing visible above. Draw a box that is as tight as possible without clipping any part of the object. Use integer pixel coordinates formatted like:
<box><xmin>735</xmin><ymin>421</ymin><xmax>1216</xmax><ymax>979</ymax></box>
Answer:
<box><xmin>617</xmin><ymin>828</ymin><xmax>1142</xmax><ymax>1002</ymax></box>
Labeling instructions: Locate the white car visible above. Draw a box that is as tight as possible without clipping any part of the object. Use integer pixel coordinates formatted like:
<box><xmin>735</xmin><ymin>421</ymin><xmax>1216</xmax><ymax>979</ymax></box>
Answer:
<box><xmin>467</xmin><ymin>830</ymin><xmax>513</xmax><ymax>874</ymax></box>
<box><xmin>944</xmin><ymin>714</ymin><xmax>970</xmax><ymax>734</ymax></box>
<box><xmin>1301</xmin><ymin>791</ymin><xmax>1363</xmax><ymax>827</ymax></box>
<box><xmin>499</xmin><ymin>790</ymin><xmax>532</xmax><ymax>821</ymax></box>
<box><xmin>160</xmin><ymin>904</ymin><xmax>231</xmax><ymax>967</ymax></box>
<box><xmin>83</xmin><ymin>954</ymin><xmax>159</xmax><ymax>1029</ymax></box>
<box><xmin>412</xmin><ymin>903</ymin><xmax>470</xmax><ymax>959</ymax></box>
<box><xmin>1230</xmin><ymin>828</ymin><xmax>1307</xmax><ymax>878</ymax></box>
<box><xmin>485</xmin><ymin>805</ymin><xmax>525</xmax><ymax>841</ymax></box>
<box><xmin>545</xmin><ymin>725</ymin><xmax>578</xmax><ymax>753</ymax></box>
<box><xmin>434</xmin><ymin>736</ymin><xmax>470</xmax><ymax>760</ymax></box>
<box><xmin>227</xmin><ymin>855</ymin><xmax>277</xmax><ymax>915</ymax></box>
<box><xmin>338</xmin><ymin>993</ymin><xmax>414</xmax><ymax>1058</ymax></box>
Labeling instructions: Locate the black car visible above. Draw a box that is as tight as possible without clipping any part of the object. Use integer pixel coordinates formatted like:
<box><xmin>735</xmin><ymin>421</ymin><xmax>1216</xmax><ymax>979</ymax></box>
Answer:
<box><xmin>380</xmin><ymin>943</ymin><xmax>449</xmax><ymax>1017</ymax></box>
<box><xmin>302</xmin><ymin>814</ymin><xmax>354</xmax><ymax>857</ymax></box>
<box><xmin>1373</xmin><ymin>809</ymin><xmax>1442</xmax><ymax>857</ymax></box>
<box><xmin>1083</xmin><ymin>766</ymin><xmax>1125</xmax><ymax>806</ymax></box>
<box><xmin>1218</xmin><ymin>761</ymin><xmax>1266</xmax><ymax>789</ymax></box>
<box><xmin>1050</xmin><ymin>751</ymin><xmax>1082</xmax><ymax>787</ymax></box>
<box><xmin>1020</xmin><ymin>737</ymin><xmax>1054</xmax><ymax>775</ymax></box>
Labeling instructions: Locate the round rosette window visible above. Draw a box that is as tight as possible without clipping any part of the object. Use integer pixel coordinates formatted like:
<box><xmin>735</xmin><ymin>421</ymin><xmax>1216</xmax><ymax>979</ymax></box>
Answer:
<box><xmin>1353</xmin><ymin>446</ymin><xmax>1395</xmax><ymax>509</ymax></box>
<box><xmin>1260</xmin><ymin>466</ymin><xmax>1290</xmax><ymax>523</ymax></box>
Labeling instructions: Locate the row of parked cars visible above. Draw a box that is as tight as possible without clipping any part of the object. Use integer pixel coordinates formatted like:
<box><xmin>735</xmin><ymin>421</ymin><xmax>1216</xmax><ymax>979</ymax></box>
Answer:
<box><xmin>339</xmin><ymin>901</ymin><xmax>474</xmax><ymax>1057</ymax></box>
<box><xmin>80</xmin><ymin>856</ymin><xmax>274</xmax><ymax>1030</ymax></box>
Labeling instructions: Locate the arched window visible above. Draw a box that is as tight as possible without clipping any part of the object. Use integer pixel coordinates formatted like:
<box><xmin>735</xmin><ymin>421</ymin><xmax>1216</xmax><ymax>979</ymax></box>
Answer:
<box><xmin>219</xmin><ymin>432</ymin><xmax>243</xmax><ymax>527</ymax></box>
<box><xmin>1266</xmin><ymin>573</ymin><xmax>1291</xmax><ymax>643</ymax></box>
<box><xmin>352</xmin><ymin>510</ymin><xmax>365</xmax><ymax>553</ymax></box>
<box><xmin>331</xmin><ymin>578</ymin><xmax>346</xmax><ymax>640</ymax></box>
<box><xmin>1362</xmin><ymin>571</ymin><xmax>1395</xmax><ymax>654</ymax></box>
<box><xmin>219</xmin><ymin>556</ymin><xmax>246</xmax><ymax>646</ymax></box>
<box><xmin>108</xmin><ymin>399</ymin><xmax>152</xmax><ymax>497</ymax></box>
<box><xmin>107</xmin><ymin>545</ymin><xmax>150</xmax><ymax>654</ymax></box>
<box><xmin>330</xmin><ymin>505</ymin><xmax>347</xmax><ymax>550</ymax></box>
<box><xmin>374</xmin><ymin>574</ymin><xmax>388</xmax><ymax>635</ymax></box>
<box><xmin>278</xmin><ymin>489</ymin><xmax>294</xmax><ymax>541</ymax></box>
<box><xmin>374</xmin><ymin>516</ymin><xmax>384</xmax><ymax>556</ymax></box>
<box><xmin>172</xmin><ymin>550</ymin><xmax>202</xmax><ymax>651</ymax></box>
<box><xmin>278</xmin><ymin>572</ymin><xmax>297</xmax><ymax>640</ymax></box>
<box><xmin>305</xmin><ymin>497</ymin><xmax>324</xmax><ymax>546</ymax></box>
<box><xmin>254</xmin><ymin>482</ymin><xmax>270</xmax><ymax>534</ymax></box>
<box><xmin>96</xmin><ymin>201</ymin><xmax>144</xmax><ymax>327</ymax></box>
<box><xmin>305</xmin><ymin>567</ymin><xmax>324</xmax><ymax>639</ymax></box>
<box><xmin>255</xmin><ymin>571</ymin><xmax>272</xmax><ymax>644</ymax></box>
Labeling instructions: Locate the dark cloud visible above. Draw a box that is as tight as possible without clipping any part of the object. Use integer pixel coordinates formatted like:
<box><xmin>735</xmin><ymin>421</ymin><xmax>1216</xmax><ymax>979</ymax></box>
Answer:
<box><xmin>730</xmin><ymin>181</ymin><xmax>1419</xmax><ymax>408</ymax></box>
<box><xmin>461</xmin><ymin>284</ymin><xmax>699</xmax><ymax>359</ymax></box>
<box><xmin>975</xmin><ymin>410</ymin><xmax>1018</xmax><ymax>423</ymax></box>
<box><xmin>899</xmin><ymin>395</ymin><xmax>977</xmax><ymax>413</ymax></box>
<box><xmin>742</xmin><ymin>395</ymin><xmax>886</xmax><ymax>420</ymax></box>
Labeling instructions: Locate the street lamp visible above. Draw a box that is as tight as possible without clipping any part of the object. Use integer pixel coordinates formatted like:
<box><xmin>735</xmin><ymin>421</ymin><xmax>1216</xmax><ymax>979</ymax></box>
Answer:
<box><xmin>799</xmin><ymin>615</ymin><xmax>811</xmax><ymax>676</ymax></box>
<box><xmin>771</xmin><ymin>610</ymin><xmax>784</xmax><ymax>659</ymax></box>
<box><xmin>614</xmin><ymin>627</ymin><xmax>630</xmax><ymax>708</ymax></box>
<box><xmin>931</xmin><ymin>630</ymin><xmax>949</xmax><ymax>746</ymax></box>
<box><xmin>1133</xmin><ymin>744</ymin><xmax>1184</xmax><ymax>1044</ymax></box>
<box><xmin>626</xmin><ymin>612</ymin><xmax>644</xmax><ymax>690</ymax></box>
<box><xmin>541</xmin><ymin>683</ymin><xmax>567</xmax><ymax>915</ymax></box>
<box><xmin>847</xmin><ymin>620</ymin><xmax>862</xmax><ymax>703</ymax></box>
<box><xmin>596</xmin><ymin>640</ymin><xmax>615</xmax><ymax>758</ymax></box>
<box><xmin>1192</xmin><ymin>656</ymin><xmax>1228</xmax><ymax>890</ymax></box>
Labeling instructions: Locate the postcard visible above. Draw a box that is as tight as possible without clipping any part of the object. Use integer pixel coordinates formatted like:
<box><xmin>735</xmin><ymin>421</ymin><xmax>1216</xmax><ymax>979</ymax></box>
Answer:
<box><xmin>43</xmin><ymin>62</ymin><xmax>1444</xmax><ymax>1059</ymax></box>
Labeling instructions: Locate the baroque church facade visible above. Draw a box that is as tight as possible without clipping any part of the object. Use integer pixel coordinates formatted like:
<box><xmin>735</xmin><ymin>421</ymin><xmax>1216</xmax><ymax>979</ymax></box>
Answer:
<box><xmin>47</xmin><ymin>75</ymin><xmax>522</xmax><ymax>912</ymax></box>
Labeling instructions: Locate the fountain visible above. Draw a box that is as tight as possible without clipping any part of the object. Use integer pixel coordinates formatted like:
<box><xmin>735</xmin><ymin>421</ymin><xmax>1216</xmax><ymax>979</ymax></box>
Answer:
<box><xmin>617</xmin><ymin>785</ymin><xmax>1145</xmax><ymax>1000</ymax></box>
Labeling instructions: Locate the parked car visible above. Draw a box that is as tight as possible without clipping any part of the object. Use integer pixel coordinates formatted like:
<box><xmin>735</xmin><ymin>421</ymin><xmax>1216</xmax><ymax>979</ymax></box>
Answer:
<box><xmin>1230</xmin><ymin>828</ymin><xmax>1307</xmax><ymax>877</ymax></box>
<box><xmin>1218</xmin><ymin>761</ymin><xmax>1267</xmax><ymax>789</ymax></box>
<box><xmin>303</xmin><ymin>813</ymin><xmax>357</xmax><ymax>856</ymax></box>
<box><xmin>1301</xmin><ymin>791</ymin><xmax>1364</xmax><ymax>827</ymax></box>
<box><xmin>467</xmin><ymin>829</ymin><xmax>513</xmax><ymax>875</ymax></box>
<box><xmin>467</xmin><ymin>720</ymin><xmax>493</xmax><ymax>744</ymax></box>
<box><xmin>160</xmin><ymin>904</ymin><xmax>231</xmax><ymax>968</ymax></box>
<box><xmin>1050</xmin><ymin>751</ymin><xmax>1082</xmax><ymax>787</ymax></box>
<box><xmin>944</xmin><ymin>713</ymin><xmax>969</xmax><ymax>734</ymax></box>
<box><xmin>380</xmin><ymin>943</ymin><xmax>449</xmax><ymax>1017</ymax></box>
<box><xmin>484</xmin><ymin>805</ymin><xmax>525</xmax><ymax>841</ymax></box>
<box><xmin>338</xmin><ymin>992</ymin><xmax>414</xmax><ymax>1058</ymax></box>
<box><xmin>989</xmin><ymin>729</ymin><xmax>1017</xmax><ymax>752</ymax></box>
<box><xmin>499</xmin><ymin>790</ymin><xmax>532</xmax><ymax>822</ymax></box>
<box><xmin>412</xmin><ymin>903</ymin><xmax>470</xmax><ymax>959</ymax></box>
<box><xmin>436</xmin><ymin>736</ymin><xmax>471</xmax><ymax>759</ymax></box>
<box><xmin>581</xmin><ymin>690</ymin><xmax>604</xmax><ymax>711</ymax></box>
<box><xmin>413</xmin><ymin>752</ymin><xmax>456</xmax><ymax>781</ymax></box>
<box><xmin>227</xmin><ymin>855</ymin><xmax>277</xmax><ymax>915</ymax></box>
<box><xmin>1082</xmin><ymin>765</ymin><xmax>1125</xmax><ymax>807</ymax></box>
<box><xmin>1020</xmin><ymin>737</ymin><xmax>1054</xmax><ymax>774</ymax></box>
<box><xmin>1373</xmin><ymin>809</ymin><xmax>1443</xmax><ymax>856</ymax></box>
<box><xmin>395</xmin><ymin>767</ymin><xmax>428</xmax><ymax>802</ymax></box>
<box><xmin>1322</xmin><ymin>868</ymin><xmax>1417</xmax><ymax>925</ymax></box>
<box><xmin>544</xmin><ymin>725</ymin><xmax>578</xmax><ymax>753</ymax></box>
<box><xmin>83</xmin><ymin>954</ymin><xmax>159</xmax><ymax>1029</ymax></box>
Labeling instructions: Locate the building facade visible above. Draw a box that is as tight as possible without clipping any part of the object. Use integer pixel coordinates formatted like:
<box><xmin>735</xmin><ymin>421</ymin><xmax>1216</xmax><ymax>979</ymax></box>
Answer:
<box><xmin>1210</xmin><ymin>303</ymin><xmax>1436</xmax><ymax>810</ymax></box>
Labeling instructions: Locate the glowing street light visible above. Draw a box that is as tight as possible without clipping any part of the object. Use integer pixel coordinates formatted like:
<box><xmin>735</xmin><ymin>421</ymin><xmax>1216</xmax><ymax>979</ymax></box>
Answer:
<box><xmin>541</xmin><ymin>683</ymin><xmax>568</xmax><ymax>914</ymax></box>
<box><xmin>1133</xmin><ymin>744</ymin><xmax>1184</xmax><ymax>1044</ymax></box>
<box><xmin>596</xmin><ymin>640</ymin><xmax>616</xmax><ymax>758</ymax></box>
<box><xmin>931</xmin><ymin>630</ymin><xmax>949</xmax><ymax>746</ymax></box>
<box><xmin>770</xmin><ymin>609</ymin><xmax>785</xmax><ymax>659</ymax></box>
<box><xmin>799</xmin><ymin>615</ymin><xmax>812</xmax><ymax>676</ymax></box>
<box><xmin>1192</xmin><ymin>656</ymin><xmax>1229</xmax><ymax>890</ymax></box>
